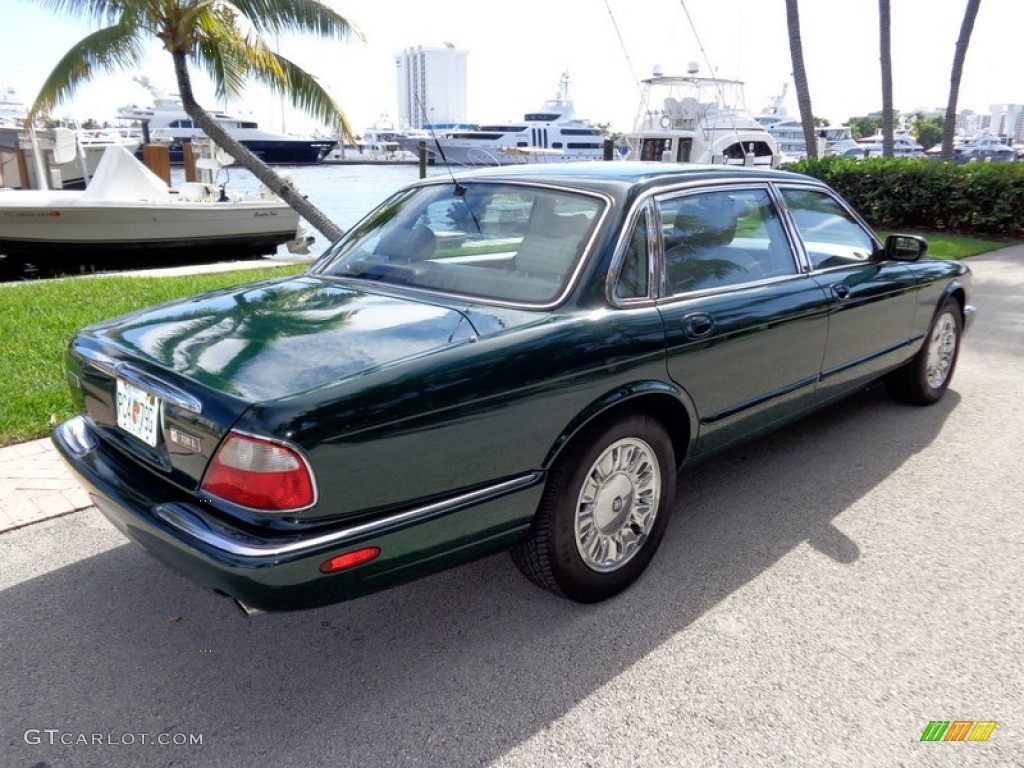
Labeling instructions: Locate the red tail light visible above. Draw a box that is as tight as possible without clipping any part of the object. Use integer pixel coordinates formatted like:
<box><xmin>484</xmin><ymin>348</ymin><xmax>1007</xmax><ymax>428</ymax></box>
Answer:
<box><xmin>201</xmin><ymin>432</ymin><xmax>315</xmax><ymax>511</ymax></box>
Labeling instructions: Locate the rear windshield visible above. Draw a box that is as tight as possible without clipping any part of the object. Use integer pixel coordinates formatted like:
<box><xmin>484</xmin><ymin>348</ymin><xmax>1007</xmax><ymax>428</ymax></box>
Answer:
<box><xmin>312</xmin><ymin>181</ymin><xmax>604</xmax><ymax>305</ymax></box>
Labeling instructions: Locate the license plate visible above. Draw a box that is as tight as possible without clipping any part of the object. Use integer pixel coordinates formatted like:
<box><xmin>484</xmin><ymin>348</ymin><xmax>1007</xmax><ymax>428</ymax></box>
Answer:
<box><xmin>116</xmin><ymin>379</ymin><xmax>160</xmax><ymax>447</ymax></box>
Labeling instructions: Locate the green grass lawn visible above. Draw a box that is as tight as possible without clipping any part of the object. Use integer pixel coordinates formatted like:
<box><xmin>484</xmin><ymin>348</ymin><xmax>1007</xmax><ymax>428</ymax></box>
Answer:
<box><xmin>0</xmin><ymin>264</ymin><xmax>304</xmax><ymax>447</ymax></box>
<box><xmin>0</xmin><ymin>230</ymin><xmax>1015</xmax><ymax>446</ymax></box>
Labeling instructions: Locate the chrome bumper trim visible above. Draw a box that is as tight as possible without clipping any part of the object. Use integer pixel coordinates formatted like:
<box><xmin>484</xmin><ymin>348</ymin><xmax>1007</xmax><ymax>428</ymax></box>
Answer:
<box><xmin>153</xmin><ymin>472</ymin><xmax>542</xmax><ymax>560</ymax></box>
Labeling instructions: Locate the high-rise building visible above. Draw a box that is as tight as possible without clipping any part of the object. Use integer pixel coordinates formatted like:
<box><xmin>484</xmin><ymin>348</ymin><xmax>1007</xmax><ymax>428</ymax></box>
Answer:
<box><xmin>989</xmin><ymin>104</ymin><xmax>1024</xmax><ymax>141</ymax></box>
<box><xmin>395</xmin><ymin>43</ymin><xmax>468</xmax><ymax>129</ymax></box>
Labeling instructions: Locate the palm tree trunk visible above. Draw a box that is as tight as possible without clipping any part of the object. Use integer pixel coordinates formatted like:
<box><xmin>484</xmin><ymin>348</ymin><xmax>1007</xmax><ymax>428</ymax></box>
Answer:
<box><xmin>785</xmin><ymin>0</ymin><xmax>818</xmax><ymax>160</ymax></box>
<box><xmin>170</xmin><ymin>51</ymin><xmax>343</xmax><ymax>241</ymax></box>
<box><xmin>879</xmin><ymin>0</ymin><xmax>895</xmax><ymax>158</ymax></box>
<box><xmin>942</xmin><ymin>0</ymin><xmax>983</xmax><ymax>160</ymax></box>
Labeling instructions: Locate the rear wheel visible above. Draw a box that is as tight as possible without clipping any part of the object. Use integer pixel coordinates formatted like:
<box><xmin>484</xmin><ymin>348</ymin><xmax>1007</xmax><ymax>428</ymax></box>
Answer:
<box><xmin>886</xmin><ymin>297</ymin><xmax>962</xmax><ymax>404</ymax></box>
<box><xmin>511</xmin><ymin>413</ymin><xmax>675</xmax><ymax>602</ymax></box>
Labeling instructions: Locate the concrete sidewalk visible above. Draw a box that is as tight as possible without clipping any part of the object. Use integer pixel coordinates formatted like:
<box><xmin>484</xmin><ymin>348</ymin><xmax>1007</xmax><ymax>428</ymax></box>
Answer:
<box><xmin>0</xmin><ymin>437</ymin><xmax>91</xmax><ymax>532</ymax></box>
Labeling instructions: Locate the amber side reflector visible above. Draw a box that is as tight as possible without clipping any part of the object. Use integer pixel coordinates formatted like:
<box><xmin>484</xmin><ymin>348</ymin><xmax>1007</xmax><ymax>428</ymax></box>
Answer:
<box><xmin>319</xmin><ymin>547</ymin><xmax>381</xmax><ymax>574</ymax></box>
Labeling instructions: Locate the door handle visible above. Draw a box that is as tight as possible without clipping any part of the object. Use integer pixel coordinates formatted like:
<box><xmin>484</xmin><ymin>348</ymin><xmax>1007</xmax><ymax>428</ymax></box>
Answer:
<box><xmin>682</xmin><ymin>312</ymin><xmax>716</xmax><ymax>339</ymax></box>
<box><xmin>832</xmin><ymin>283</ymin><xmax>851</xmax><ymax>300</ymax></box>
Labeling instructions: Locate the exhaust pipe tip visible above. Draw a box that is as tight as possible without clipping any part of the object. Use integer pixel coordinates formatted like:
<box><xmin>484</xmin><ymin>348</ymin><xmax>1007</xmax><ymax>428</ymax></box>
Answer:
<box><xmin>215</xmin><ymin>589</ymin><xmax>265</xmax><ymax>617</ymax></box>
<box><xmin>234</xmin><ymin>598</ymin><xmax>265</xmax><ymax>617</ymax></box>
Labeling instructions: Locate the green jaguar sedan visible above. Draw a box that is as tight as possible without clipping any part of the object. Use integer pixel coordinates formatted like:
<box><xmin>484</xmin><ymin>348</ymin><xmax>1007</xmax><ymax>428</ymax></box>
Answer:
<box><xmin>52</xmin><ymin>162</ymin><xmax>976</xmax><ymax>614</ymax></box>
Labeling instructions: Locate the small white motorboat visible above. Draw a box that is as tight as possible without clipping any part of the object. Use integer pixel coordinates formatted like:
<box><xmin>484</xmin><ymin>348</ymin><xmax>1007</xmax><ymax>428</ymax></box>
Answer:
<box><xmin>0</xmin><ymin>144</ymin><xmax>304</xmax><ymax>268</ymax></box>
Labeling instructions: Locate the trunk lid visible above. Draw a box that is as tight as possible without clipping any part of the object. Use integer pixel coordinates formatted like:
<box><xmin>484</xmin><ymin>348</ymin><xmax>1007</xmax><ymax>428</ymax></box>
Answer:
<box><xmin>69</xmin><ymin>275</ymin><xmax>487</xmax><ymax>490</ymax></box>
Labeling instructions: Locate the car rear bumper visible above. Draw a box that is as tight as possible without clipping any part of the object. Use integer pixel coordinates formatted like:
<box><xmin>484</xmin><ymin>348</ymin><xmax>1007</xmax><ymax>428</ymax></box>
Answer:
<box><xmin>52</xmin><ymin>415</ymin><xmax>541</xmax><ymax>612</ymax></box>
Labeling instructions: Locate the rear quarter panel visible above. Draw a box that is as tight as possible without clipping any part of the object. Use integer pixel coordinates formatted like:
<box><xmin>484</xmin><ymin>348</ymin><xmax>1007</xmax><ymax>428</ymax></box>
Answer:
<box><xmin>235</xmin><ymin>306</ymin><xmax>673</xmax><ymax>523</ymax></box>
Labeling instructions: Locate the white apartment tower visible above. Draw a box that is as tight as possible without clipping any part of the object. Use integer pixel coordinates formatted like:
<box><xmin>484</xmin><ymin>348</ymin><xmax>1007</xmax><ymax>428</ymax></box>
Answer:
<box><xmin>395</xmin><ymin>43</ymin><xmax>468</xmax><ymax>129</ymax></box>
<box><xmin>989</xmin><ymin>104</ymin><xmax>1024</xmax><ymax>141</ymax></box>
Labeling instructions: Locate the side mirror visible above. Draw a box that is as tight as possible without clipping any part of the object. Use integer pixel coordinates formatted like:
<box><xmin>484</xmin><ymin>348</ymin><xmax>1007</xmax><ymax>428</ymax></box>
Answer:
<box><xmin>884</xmin><ymin>234</ymin><xmax>928</xmax><ymax>262</ymax></box>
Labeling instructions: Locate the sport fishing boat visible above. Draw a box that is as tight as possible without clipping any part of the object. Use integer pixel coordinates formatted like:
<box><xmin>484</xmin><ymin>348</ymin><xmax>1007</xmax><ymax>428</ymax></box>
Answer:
<box><xmin>625</xmin><ymin>63</ymin><xmax>781</xmax><ymax>167</ymax></box>
<box><xmin>116</xmin><ymin>77</ymin><xmax>335</xmax><ymax>165</ymax></box>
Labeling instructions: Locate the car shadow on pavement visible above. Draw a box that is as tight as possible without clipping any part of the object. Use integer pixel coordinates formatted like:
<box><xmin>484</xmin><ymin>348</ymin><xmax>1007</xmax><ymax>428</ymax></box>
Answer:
<box><xmin>2</xmin><ymin>385</ymin><xmax>958</xmax><ymax>768</ymax></box>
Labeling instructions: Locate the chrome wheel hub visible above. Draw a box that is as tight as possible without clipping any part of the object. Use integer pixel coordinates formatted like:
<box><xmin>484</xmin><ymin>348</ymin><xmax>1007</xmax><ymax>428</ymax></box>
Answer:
<box><xmin>926</xmin><ymin>312</ymin><xmax>957</xmax><ymax>389</ymax></box>
<box><xmin>574</xmin><ymin>437</ymin><xmax>661</xmax><ymax>573</ymax></box>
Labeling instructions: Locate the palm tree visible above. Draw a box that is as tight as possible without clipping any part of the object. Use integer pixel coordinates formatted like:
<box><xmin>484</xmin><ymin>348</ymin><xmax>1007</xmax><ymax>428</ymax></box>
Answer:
<box><xmin>784</xmin><ymin>0</ymin><xmax>818</xmax><ymax>160</ymax></box>
<box><xmin>29</xmin><ymin>0</ymin><xmax>361</xmax><ymax>241</ymax></box>
<box><xmin>879</xmin><ymin>0</ymin><xmax>894</xmax><ymax>158</ymax></box>
<box><xmin>942</xmin><ymin>0</ymin><xmax>983</xmax><ymax>159</ymax></box>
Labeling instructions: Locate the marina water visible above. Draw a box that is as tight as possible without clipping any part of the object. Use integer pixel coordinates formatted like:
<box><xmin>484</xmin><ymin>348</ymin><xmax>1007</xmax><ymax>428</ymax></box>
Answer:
<box><xmin>1</xmin><ymin>163</ymin><xmax>445</xmax><ymax>281</ymax></box>
<box><xmin>177</xmin><ymin>162</ymin><xmax>447</xmax><ymax>259</ymax></box>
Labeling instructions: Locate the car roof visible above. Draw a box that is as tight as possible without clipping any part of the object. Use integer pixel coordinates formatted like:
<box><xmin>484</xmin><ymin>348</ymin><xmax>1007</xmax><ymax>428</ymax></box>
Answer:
<box><xmin>435</xmin><ymin>161</ymin><xmax>817</xmax><ymax>196</ymax></box>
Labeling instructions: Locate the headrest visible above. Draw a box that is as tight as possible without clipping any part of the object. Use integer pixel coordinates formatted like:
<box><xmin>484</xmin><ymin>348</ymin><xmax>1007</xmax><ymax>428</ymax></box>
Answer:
<box><xmin>377</xmin><ymin>225</ymin><xmax>436</xmax><ymax>262</ymax></box>
<box><xmin>673</xmin><ymin>195</ymin><xmax>738</xmax><ymax>248</ymax></box>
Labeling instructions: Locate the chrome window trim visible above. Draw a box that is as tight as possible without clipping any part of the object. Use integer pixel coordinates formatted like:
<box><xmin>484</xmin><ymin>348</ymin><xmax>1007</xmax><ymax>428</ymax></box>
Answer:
<box><xmin>652</xmin><ymin>271</ymin><xmax>820</xmax><ymax>308</ymax></box>
<box><xmin>606</xmin><ymin>200</ymin><xmax>659</xmax><ymax>308</ymax></box>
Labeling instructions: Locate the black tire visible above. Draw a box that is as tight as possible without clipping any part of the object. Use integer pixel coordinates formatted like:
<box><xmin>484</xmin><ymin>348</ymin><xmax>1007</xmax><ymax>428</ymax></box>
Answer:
<box><xmin>885</xmin><ymin>297</ymin><xmax>963</xmax><ymax>405</ymax></box>
<box><xmin>510</xmin><ymin>413</ymin><xmax>676</xmax><ymax>602</ymax></box>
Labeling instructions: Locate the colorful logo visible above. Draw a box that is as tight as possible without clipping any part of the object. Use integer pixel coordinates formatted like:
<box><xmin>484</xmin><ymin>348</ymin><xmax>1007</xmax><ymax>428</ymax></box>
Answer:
<box><xmin>920</xmin><ymin>721</ymin><xmax>997</xmax><ymax>742</ymax></box>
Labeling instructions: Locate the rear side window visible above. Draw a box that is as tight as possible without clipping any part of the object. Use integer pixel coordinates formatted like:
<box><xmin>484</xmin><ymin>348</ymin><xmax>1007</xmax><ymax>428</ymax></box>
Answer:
<box><xmin>614</xmin><ymin>211</ymin><xmax>651</xmax><ymax>301</ymax></box>
<box><xmin>780</xmin><ymin>188</ymin><xmax>875</xmax><ymax>269</ymax></box>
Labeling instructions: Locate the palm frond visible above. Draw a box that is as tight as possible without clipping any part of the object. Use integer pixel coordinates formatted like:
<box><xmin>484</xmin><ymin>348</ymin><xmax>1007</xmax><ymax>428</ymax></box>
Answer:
<box><xmin>29</xmin><ymin>18</ymin><xmax>145</xmax><ymax>117</ymax></box>
<box><xmin>227</xmin><ymin>0</ymin><xmax>363</xmax><ymax>41</ymax></box>
<box><xmin>248</xmin><ymin>51</ymin><xmax>353</xmax><ymax>139</ymax></box>
<box><xmin>192</xmin><ymin>8</ymin><xmax>253</xmax><ymax>98</ymax></box>
<box><xmin>35</xmin><ymin>0</ymin><xmax>126</xmax><ymax>26</ymax></box>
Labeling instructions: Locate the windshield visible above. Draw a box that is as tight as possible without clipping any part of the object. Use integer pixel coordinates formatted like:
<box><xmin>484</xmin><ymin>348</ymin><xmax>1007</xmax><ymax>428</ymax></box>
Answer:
<box><xmin>312</xmin><ymin>181</ymin><xmax>604</xmax><ymax>305</ymax></box>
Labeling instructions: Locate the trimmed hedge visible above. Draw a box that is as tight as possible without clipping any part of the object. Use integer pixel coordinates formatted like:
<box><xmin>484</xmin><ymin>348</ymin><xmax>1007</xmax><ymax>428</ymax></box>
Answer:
<box><xmin>783</xmin><ymin>157</ymin><xmax>1024</xmax><ymax>238</ymax></box>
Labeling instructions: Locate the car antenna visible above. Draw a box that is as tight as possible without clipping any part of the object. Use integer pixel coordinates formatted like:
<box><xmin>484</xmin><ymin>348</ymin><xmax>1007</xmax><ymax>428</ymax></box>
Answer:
<box><xmin>413</xmin><ymin>91</ymin><xmax>467</xmax><ymax>197</ymax></box>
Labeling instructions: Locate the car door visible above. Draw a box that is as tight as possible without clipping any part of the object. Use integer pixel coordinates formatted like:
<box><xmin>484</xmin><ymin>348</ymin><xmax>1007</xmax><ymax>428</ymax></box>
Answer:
<box><xmin>778</xmin><ymin>185</ymin><xmax>919</xmax><ymax>401</ymax></box>
<box><xmin>654</xmin><ymin>186</ymin><xmax>831</xmax><ymax>456</ymax></box>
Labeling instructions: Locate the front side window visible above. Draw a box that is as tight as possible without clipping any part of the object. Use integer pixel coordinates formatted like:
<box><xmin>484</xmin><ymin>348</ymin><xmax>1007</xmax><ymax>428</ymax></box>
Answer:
<box><xmin>313</xmin><ymin>182</ymin><xmax>603</xmax><ymax>305</ymax></box>
<box><xmin>659</xmin><ymin>187</ymin><xmax>796</xmax><ymax>295</ymax></box>
<box><xmin>780</xmin><ymin>188</ymin><xmax>876</xmax><ymax>269</ymax></box>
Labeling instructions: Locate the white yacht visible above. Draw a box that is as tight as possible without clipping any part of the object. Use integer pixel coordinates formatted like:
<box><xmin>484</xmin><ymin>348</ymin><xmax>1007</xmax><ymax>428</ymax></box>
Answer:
<box><xmin>116</xmin><ymin>77</ymin><xmax>335</xmax><ymax>165</ymax></box>
<box><xmin>953</xmin><ymin>132</ymin><xmax>1018</xmax><ymax>163</ymax></box>
<box><xmin>625</xmin><ymin>64</ymin><xmax>780</xmax><ymax>167</ymax></box>
<box><xmin>323</xmin><ymin>116</ymin><xmax>418</xmax><ymax>163</ymax></box>
<box><xmin>396</xmin><ymin>73</ymin><xmax>607</xmax><ymax>167</ymax></box>
<box><xmin>754</xmin><ymin>114</ymin><xmax>861</xmax><ymax>160</ymax></box>
<box><xmin>852</xmin><ymin>130</ymin><xmax>925</xmax><ymax>158</ymax></box>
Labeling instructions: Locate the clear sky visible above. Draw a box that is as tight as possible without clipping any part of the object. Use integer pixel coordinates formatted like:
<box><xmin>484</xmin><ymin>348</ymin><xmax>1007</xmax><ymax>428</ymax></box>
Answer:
<box><xmin>3</xmin><ymin>0</ymin><xmax>1021</xmax><ymax>135</ymax></box>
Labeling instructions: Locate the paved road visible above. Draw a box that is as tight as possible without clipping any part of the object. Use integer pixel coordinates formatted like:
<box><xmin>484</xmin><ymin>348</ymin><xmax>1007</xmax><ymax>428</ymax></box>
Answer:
<box><xmin>2</xmin><ymin>248</ymin><xmax>1022</xmax><ymax>768</ymax></box>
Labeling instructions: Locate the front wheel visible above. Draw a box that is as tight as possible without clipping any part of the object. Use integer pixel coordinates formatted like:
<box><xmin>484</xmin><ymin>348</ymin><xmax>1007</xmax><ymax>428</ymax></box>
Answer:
<box><xmin>510</xmin><ymin>413</ymin><xmax>676</xmax><ymax>602</ymax></box>
<box><xmin>886</xmin><ymin>297</ymin><xmax>963</xmax><ymax>404</ymax></box>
